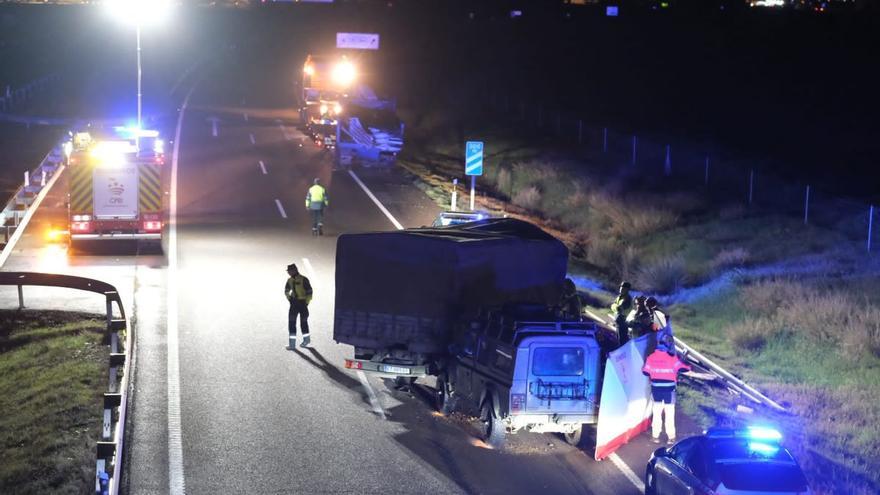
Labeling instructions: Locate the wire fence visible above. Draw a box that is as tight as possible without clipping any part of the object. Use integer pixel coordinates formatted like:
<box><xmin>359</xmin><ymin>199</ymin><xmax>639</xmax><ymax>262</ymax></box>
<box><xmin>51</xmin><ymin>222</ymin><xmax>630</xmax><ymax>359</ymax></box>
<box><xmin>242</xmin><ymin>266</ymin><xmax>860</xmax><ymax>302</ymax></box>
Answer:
<box><xmin>467</xmin><ymin>88</ymin><xmax>877</xmax><ymax>253</ymax></box>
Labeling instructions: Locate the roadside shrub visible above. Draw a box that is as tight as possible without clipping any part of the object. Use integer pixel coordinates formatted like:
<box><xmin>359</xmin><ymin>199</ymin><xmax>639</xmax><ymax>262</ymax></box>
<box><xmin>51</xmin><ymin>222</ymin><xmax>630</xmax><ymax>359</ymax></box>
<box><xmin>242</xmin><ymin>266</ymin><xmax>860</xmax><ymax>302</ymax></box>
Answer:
<box><xmin>586</xmin><ymin>236</ymin><xmax>622</xmax><ymax>276</ymax></box>
<box><xmin>589</xmin><ymin>192</ymin><xmax>678</xmax><ymax>239</ymax></box>
<box><xmin>634</xmin><ymin>255</ymin><xmax>688</xmax><ymax>294</ymax></box>
<box><xmin>711</xmin><ymin>247</ymin><xmax>750</xmax><ymax>271</ymax></box>
<box><xmin>512</xmin><ymin>185</ymin><xmax>541</xmax><ymax>211</ymax></box>
<box><xmin>495</xmin><ymin>167</ymin><xmax>512</xmax><ymax>199</ymax></box>
<box><xmin>727</xmin><ymin>317</ymin><xmax>777</xmax><ymax>351</ymax></box>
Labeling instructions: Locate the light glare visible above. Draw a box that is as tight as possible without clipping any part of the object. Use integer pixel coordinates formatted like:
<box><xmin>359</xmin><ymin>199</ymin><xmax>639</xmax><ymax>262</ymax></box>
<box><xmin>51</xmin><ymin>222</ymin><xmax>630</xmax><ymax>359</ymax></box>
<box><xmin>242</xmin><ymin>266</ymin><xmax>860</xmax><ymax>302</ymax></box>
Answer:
<box><xmin>105</xmin><ymin>0</ymin><xmax>173</xmax><ymax>27</ymax></box>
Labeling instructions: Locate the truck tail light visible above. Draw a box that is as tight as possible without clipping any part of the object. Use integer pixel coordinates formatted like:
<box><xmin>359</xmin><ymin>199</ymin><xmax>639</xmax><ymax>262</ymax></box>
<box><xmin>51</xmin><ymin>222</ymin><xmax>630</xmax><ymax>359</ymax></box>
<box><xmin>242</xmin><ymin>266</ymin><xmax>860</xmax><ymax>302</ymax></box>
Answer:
<box><xmin>143</xmin><ymin>221</ymin><xmax>162</xmax><ymax>232</ymax></box>
<box><xmin>71</xmin><ymin>221</ymin><xmax>91</xmax><ymax>233</ymax></box>
<box><xmin>344</xmin><ymin>359</ymin><xmax>363</xmax><ymax>370</ymax></box>
<box><xmin>510</xmin><ymin>393</ymin><xmax>525</xmax><ymax>413</ymax></box>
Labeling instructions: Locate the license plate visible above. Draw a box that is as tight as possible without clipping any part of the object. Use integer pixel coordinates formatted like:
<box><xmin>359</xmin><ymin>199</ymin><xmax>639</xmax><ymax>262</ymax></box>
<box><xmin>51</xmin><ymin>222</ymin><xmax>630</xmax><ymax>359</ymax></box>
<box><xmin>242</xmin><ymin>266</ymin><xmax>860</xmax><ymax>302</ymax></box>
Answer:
<box><xmin>382</xmin><ymin>365</ymin><xmax>411</xmax><ymax>374</ymax></box>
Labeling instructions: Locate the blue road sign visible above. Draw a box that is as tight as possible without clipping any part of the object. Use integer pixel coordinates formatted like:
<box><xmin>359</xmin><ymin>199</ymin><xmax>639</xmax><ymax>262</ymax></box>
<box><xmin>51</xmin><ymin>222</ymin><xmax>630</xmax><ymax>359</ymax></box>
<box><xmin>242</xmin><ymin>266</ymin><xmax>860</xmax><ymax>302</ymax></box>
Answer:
<box><xmin>465</xmin><ymin>141</ymin><xmax>483</xmax><ymax>176</ymax></box>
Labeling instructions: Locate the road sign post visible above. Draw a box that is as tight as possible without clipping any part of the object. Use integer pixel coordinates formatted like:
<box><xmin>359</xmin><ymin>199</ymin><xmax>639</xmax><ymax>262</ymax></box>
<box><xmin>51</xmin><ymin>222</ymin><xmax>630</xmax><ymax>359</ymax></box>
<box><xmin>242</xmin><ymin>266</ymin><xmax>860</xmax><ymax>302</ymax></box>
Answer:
<box><xmin>465</xmin><ymin>141</ymin><xmax>483</xmax><ymax>212</ymax></box>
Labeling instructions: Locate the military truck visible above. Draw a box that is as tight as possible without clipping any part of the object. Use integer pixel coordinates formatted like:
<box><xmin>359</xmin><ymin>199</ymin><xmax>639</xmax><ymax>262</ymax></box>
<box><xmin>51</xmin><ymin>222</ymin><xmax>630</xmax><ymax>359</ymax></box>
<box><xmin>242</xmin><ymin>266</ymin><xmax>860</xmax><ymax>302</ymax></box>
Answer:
<box><xmin>335</xmin><ymin>219</ymin><xmax>613</xmax><ymax>447</ymax></box>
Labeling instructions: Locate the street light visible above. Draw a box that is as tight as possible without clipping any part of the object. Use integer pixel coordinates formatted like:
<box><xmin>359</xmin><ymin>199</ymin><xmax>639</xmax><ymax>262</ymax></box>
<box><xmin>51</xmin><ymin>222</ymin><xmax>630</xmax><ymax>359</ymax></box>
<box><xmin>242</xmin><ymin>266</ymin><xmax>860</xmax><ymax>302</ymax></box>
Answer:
<box><xmin>104</xmin><ymin>0</ymin><xmax>173</xmax><ymax>133</ymax></box>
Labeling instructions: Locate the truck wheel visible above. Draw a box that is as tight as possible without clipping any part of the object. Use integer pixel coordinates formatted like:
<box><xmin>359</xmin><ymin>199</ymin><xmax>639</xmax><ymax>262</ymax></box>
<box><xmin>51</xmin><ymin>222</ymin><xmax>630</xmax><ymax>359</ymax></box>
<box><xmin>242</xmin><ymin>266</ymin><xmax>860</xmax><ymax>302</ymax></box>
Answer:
<box><xmin>436</xmin><ymin>374</ymin><xmax>455</xmax><ymax>416</ymax></box>
<box><xmin>563</xmin><ymin>425</ymin><xmax>585</xmax><ymax>447</ymax></box>
<box><xmin>393</xmin><ymin>376</ymin><xmax>416</xmax><ymax>389</ymax></box>
<box><xmin>480</xmin><ymin>400</ymin><xmax>506</xmax><ymax>450</ymax></box>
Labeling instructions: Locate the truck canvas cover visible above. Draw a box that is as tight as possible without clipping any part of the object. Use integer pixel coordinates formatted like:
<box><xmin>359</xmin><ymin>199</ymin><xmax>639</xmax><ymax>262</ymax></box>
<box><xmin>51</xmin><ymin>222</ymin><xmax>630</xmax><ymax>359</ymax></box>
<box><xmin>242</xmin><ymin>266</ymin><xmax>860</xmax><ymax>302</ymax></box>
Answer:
<box><xmin>333</xmin><ymin>218</ymin><xmax>568</xmax><ymax>353</ymax></box>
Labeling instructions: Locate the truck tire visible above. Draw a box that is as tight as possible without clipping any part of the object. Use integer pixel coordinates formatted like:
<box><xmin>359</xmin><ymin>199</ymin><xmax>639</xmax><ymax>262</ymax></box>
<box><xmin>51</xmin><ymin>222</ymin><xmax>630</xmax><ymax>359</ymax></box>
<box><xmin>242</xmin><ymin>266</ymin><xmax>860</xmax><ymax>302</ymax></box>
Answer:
<box><xmin>435</xmin><ymin>374</ymin><xmax>456</xmax><ymax>416</ymax></box>
<box><xmin>393</xmin><ymin>376</ymin><xmax>416</xmax><ymax>389</ymax></box>
<box><xmin>480</xmin><ymin>400</ymin><xmax>506</xmax><ymax>450</ymax></box>
<box><xmin>563</xmin><ymin>425</ymin><xmax>585</xmax><ymax>447</ymax></box>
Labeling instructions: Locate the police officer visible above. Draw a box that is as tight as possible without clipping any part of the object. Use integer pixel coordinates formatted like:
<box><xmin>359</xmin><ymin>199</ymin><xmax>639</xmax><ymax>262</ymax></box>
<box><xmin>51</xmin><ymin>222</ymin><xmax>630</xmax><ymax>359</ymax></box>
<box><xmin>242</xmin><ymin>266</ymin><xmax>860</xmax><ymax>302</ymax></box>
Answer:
<box><xmin>305</xmin><ymin>178</ymin><xmax>329</xmax><ymax>236</ymax></box>
<box><xmin>285</xmin><ymin>263</ymin><xmax>313</xmax><ymax>349</ymax></box>
<box><xmin>610</xmin><ymin>281</ymin><xmax>633</xmax><ymax>345</ymax></box>
<box><xmin>642</xmin><ymin>334</ymin><xmax>690</xmax><ymax>444</ymax></box>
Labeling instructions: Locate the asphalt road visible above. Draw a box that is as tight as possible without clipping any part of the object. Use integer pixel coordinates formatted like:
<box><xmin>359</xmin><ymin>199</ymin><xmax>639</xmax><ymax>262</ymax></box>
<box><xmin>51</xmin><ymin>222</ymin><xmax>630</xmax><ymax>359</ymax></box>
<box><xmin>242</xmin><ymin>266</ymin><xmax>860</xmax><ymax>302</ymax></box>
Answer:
<box><xmin>0</xmin><ymin>50</ymin><xmax>683</xmax><ymax>495</ymax></box>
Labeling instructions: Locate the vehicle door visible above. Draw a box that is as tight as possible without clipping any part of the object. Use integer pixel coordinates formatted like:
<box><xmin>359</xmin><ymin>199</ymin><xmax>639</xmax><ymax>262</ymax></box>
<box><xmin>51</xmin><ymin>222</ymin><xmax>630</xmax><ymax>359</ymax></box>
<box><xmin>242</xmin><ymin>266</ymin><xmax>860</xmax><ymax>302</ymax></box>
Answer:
<box><xmin>452</xmin><ymin>329</ymin><xmax>479</xmax><ymax>405</ymax></box>
<box><xmin>655</xmin><ymin>437</ymin><xmax>708</xmax><ymax>495</ymax></box>
<box><xmin>523</xmin><ymin>339</ymin><xmax>596</xmax><ymax>415</ymax></box>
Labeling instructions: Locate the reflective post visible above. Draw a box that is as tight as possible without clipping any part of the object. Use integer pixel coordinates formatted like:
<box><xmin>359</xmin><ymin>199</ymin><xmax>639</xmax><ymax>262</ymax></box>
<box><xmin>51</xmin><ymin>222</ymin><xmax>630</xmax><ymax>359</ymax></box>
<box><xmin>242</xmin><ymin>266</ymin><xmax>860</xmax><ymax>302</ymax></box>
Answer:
<box><xmin>868</xmin><ymin>205</ymin><xmax>874</xmax><ymax>253</ymax></box>
<box><xmin>748</xmin><ymin>169</ymin><xmax>754</xmax><ymax>205</ymax></box>
<box><xmin>804</xmin><ymin>185</ymin><xmax>811</xmax><ymax>225</ymax></box>
<box><xmin>704</xmin><ymin>155</ymin><xmax>710</xmax><ymax>186</ymax></box>
<box><xmin>451</xmin><ymin>178</ymin><xmax>458</xmax><ymax>211</ymax></box>
<box><xmin>664</xmin><ymin>145</ymin><xmax>672</xmax><ymax>176</ymax></box>
<box><xmin>470</xmin><ymin>175</ymin><xmax>476</xmax><ymax>211</ymax></box>
<box><xmin>631</xmin><ymin>136</ymin><xmax>637</xmax><ymax>165</ymax></box>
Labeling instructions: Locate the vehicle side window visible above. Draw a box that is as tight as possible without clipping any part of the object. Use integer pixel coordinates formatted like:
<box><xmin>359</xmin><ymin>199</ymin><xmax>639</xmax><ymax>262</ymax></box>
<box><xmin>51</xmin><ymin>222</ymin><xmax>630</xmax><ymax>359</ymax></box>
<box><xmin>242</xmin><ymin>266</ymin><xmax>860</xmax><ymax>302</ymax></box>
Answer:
<box><xmin>476</xmin><ymin>337</ymin><xmax>492</xmax><ymax>365</ymax></box>
<box><xmin>492</xmin><ymin>345</ymin><xmax>514</xmax><ymax>372</ymax></box>
<box><xmin>670</xmin><ymin>438</ymin><xmax>699</xmax><ymax>468</ymax></box>
<box><xmin>686</xmin><ymin>443</ymin><xmax>709</xmax><ymax>482</ymax></box>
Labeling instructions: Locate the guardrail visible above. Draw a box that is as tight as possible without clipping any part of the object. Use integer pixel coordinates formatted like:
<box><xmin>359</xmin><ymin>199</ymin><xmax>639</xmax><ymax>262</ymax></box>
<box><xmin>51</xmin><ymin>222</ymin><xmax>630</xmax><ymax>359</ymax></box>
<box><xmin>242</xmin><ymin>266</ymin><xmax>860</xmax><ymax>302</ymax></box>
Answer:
<box><xmin>0</xmin><ymin>272</ymin><xmax>132</xmax><ymax>495</ymax></box>
<box><xmin>583</xmin><ymin>308</ymin><xmax>787</xmax><ymax>413</ymax></box>
<box><xmin>0</xmin><ymin>74</ymin><xmax>61</xmax><ymax>113</ymax></box>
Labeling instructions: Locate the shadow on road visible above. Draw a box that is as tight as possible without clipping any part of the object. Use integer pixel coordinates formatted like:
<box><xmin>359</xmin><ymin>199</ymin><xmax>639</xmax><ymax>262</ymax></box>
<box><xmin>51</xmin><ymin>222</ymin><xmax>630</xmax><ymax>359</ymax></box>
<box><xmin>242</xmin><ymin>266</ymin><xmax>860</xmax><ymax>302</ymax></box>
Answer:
<box><xmin>290</xmin><ymin>346</ymin><xmax>383</xmax><ymax>418</ymax></box>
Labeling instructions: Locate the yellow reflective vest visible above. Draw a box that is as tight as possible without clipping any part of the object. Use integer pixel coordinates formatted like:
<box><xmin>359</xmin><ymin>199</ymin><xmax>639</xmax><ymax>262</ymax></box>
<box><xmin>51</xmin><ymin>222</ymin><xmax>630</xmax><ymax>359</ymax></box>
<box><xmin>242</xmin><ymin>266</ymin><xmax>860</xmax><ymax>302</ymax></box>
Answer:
<box><xmin>285</xmin><ymin>275</ymin><xmax>313</xmax><ymax>304</ymax></box>
<box><xmin>306</xmin><ymin>184</ymin><xmax>328</xmax><ymax>210</ymax></box>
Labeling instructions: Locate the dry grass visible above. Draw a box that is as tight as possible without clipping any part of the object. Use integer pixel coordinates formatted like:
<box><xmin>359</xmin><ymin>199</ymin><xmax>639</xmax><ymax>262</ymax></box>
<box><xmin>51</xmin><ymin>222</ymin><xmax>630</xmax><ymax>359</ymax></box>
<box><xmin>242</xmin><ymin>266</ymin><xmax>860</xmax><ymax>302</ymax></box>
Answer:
<box><xmin>634</xmin><ymin>255</ymin><xmax>689</xmax><ymax>294</ymax></box>
<box><xmin>711</xmin><ymin>247</ymin><xmax>750</xmax><ymax>271</ymax></box>
<box><xmin>512</xmin><ymin>185</ymin><xmax>541</xmax><ymax>210</ymax></box>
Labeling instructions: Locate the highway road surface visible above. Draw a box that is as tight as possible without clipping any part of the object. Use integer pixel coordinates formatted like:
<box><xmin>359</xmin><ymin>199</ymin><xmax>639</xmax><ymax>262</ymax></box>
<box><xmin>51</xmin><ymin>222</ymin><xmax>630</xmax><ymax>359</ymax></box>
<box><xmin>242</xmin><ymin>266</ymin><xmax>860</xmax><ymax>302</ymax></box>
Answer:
<box><xmin>0</xmin><ymin>46</ymin><xmax>686</xmax><ymax>495</ymax></box>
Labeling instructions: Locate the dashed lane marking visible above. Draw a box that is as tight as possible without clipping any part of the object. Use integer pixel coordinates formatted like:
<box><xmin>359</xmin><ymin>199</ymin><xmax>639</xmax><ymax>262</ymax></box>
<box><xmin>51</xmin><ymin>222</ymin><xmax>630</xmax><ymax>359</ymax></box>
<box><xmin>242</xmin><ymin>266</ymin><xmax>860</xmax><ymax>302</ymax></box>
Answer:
<box><xmin>609</xmin><ymin>453</ymin><xmax>645</xmax><ymax>492</ymax></box>
<box><xmin>259</xmin><ymin>160</ymin><xmax>267</xmax><ymax>175</ymax></box>
<box><xmin>274</xmin><ymin>199</ymin><xmax>287</xmax><ymax>219</ymax></box>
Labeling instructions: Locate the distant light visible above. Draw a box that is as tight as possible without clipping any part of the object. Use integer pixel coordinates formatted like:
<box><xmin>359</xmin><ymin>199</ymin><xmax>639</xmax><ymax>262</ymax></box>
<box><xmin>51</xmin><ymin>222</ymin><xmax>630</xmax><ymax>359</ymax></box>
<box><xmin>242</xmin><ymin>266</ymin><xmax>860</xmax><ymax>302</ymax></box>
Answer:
<box><xmin>747</xmin><ymin>426</ymin><xmax>782</xmax><ymax>442</ymax></box>
<box><xmin>104</xmin><ymin>0</ymin><xmax>173</xmax><ymax>27</ymax></box>
<box><xmin>333</xmin><ymin>103</ymin><xmax>343</xmax><ymax>115</ymax></box>
<box><xmin>320</xmin><ymin>104</ymin><xmax>328</xmax><ymax>115</ymax></box>
<box><xmin>750</xmin><ymin>0</ymin><xmax>784</xmax><ymax>6</ymax></box>
<box><xmin>606</xmin><ymin>5</ymin><xmax>619</xmax><ymax>16</ymax></box>
<box><xmin>153</xmin><ymin>139</ymin><xmax>164</xmax><ymax>154</ymax></box>
<box><xmin>510</xmin><ymin>10</ymin><xmax>522</xmax><ymax>18</ymax></box>
<box><xmin>660</xmin><ymin>1</ymin><xmax>670</xmax><ymax>8</ymax></box>
<box><xmin>303</xmin><ymin>65</ymin><xmax>314</xmax><ymax>76</ymax></box>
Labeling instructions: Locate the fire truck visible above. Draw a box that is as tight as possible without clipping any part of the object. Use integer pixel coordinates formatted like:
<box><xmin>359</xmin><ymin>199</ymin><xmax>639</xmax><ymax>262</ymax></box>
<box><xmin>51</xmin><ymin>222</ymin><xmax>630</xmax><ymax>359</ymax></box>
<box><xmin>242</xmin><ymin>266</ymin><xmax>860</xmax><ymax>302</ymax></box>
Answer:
<box><xmin>65</xmin><ymin>127</ymin><xmax>166</xmax><ymax>251</ymax></box>
<box><xmin>300</xmin><ymin>54</ymin><xmax>357</xmax><ymax>148</ymax></box>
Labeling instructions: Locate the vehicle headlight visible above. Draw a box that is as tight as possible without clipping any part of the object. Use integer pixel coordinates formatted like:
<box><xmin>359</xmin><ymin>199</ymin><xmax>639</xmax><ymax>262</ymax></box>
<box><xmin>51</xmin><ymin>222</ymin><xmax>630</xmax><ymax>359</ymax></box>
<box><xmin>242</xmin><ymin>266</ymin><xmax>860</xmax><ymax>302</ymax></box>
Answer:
<box><xmin>334</xmin><ymin>103</ymin><xmax>342</xmax><ymax>115</ymax></box>
<box><xmin>331</xmin><ymin>61</ymin><xmax>357</xmax><ymax>87</ymax></box>
<box><xmin>319</xmin><ymin>104</ymin><xmax>328</xmax><ymax>115</ymax></box>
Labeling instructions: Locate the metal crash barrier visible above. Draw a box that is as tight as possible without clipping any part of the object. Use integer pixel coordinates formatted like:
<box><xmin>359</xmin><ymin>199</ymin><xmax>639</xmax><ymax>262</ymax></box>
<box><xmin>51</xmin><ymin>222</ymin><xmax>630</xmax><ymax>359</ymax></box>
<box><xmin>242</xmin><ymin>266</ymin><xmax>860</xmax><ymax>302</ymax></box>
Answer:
<box><xmin>0</xmin><ymin>272</ymin><xmax>132</xmax><ymax>495</ymax></box>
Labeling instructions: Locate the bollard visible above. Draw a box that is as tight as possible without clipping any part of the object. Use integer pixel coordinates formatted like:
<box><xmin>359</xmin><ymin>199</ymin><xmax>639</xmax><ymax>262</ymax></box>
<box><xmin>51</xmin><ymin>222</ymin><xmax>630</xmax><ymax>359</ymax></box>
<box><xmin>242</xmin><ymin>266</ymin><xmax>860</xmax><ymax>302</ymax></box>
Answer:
<box><xmin>18</xmin><ymin>285</ymin><xmax>24</xmax><ymax>310</ymax></box>
<box><xmin>631</xmin><ymin>136</ymin><xmax>637</xmax><ymax>165</ymax></box>
<box><xmin>748</xmin><ymin>169</ymin><xmax>754</xmax><ymax>205</ymax></box>
<box><xmin>804</xmin><ymin>185</ymin><xmax>811</xmax><ymax>225</ymax></box>
<box><xmin>704</xmin><ymin>155</ymin><xmax>710</xmax><ymax>186</ymax></box>
<box><xmin>451</xmin><ymin>178</ymin><xmax>458</xmax><ymax>211</ymax></box>
<box><xmin>24</xmin><ymin>171</ymin><xmax>29</xmax><ymax>188</ymax></box>
<box><xmin>664</xmin><ymin>145</ymin><xmax>672</xmax><ymax>176</ymax></box>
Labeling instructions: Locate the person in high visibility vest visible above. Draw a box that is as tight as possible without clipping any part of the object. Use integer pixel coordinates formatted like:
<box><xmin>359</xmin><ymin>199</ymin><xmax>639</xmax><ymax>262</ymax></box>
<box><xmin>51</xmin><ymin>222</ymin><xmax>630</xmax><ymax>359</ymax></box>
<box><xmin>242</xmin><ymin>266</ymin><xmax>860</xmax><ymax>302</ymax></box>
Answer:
<box><xmin>305</xmin><ymin>178</ymin><xmax>329</xmax><ymax>236</ymax></box>
<box><xmin>646</xmin><ymin>296</ymin><xmax>674</xmax><ymax>351</ymax></box>
<box><xmin>642</xmin><ymin>334</ymin><xmax>690</xmax><ymax>444</ymax></box>
<box><xmin>285</xmin><ymin>263</ymin><xmax>313</xmax><ymax>349</ymax></box>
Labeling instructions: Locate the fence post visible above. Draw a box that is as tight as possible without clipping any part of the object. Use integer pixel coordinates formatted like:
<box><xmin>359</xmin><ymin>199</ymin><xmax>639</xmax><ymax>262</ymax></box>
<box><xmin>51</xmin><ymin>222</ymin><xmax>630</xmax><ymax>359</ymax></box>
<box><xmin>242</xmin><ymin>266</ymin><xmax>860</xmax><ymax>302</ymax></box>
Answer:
<box><xmin>578</xmin><ymin>120</ymin><xmax>583</xmax><ymax>144</ymax></box>
<box><xmin>868</xmin><ymin>205</ymin><xmax>874</xmax><ymax>253</ymax></box>
<box><xmin>704</xmin><ymin>155</ymin><xmax>710</xmax><ymax>186</ymax></box>
<box><xmin>631</xmin><ymin>136</ymin><xmax>637</xmax><ymax>165</ymax></box>
<box><xmin>748</xmin><ymin>169</ymin><xmax>754</xmax><ymax>205</ymax></box>
<box><xmin>803</xmin><ymin>185</ymin><xmax>811</xmax><ymax>225</ymax></box>
<box><xmin>18</xmin><ymin>285</ymin><xmax>24</xmax><ymax>310</ymax></box>
<box><xmin>664</xmin><ymin>145</ymin><xmax>672</xmax><ymax>176</ymax></box>
<box><xmin>602</xmin><ymin>128</ymin><xmax>608</xmax><ymax>153</ymax></box>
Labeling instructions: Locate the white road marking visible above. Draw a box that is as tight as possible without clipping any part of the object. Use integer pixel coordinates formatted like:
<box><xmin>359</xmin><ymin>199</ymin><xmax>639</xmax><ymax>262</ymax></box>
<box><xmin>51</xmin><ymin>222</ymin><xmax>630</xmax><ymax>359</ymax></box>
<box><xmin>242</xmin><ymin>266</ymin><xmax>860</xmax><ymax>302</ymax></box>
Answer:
<box><xmin>259</xmin><ymin>160</ymin><xmax>267</xmax><ymax>175</ymax></box>
<box><xmin>301</xmin><ymin>257</ymin><xmax>316</xmax><ymax>279</ymax></box>
<box><xmin>356</xmin><ymin>370</ymin><xmax>387</xmax><ymax>420</ymax></box>
<box><xmin>609</xmin><ymin>453</ymin><xmax>645</xmax><ymax>492</ymax></box>
<box><xmin>0</xmin><ymin>163</ymin><xmax>65</xmax><ymax>268</ymax></box>
<box><xmin>348</xmin><ymin>170</ymin><xmax>404</xmax><ymax>231</ymax></box>
<box><xmin>274</xmin><ymin>199</ymin><xmax>287</xmax><ymax>219</ymax></box>
<box><xmin>249</xmin><ymin>133</ymin><xmax>256</xmax><ymax>145</ymax></box>
<box><xmin>243</xmin><ymin>113</ymin><xmax>249</xmax><ymax>122</ymax></box>
<box><xmin>278</xmin><ymin>124</ymin><xmax>292</xmax><ymax>141</ymax></box>
<box><xmin>168</xmin><ymin>81</ymin><xmax>198</xmax><ymax>495</ymax></box>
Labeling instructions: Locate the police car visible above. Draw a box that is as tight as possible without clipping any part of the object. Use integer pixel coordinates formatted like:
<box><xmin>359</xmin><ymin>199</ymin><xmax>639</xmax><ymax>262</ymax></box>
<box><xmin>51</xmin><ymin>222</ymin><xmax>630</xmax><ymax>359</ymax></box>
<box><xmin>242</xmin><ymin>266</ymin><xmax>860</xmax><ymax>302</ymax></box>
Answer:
<box><xmin>645</xmin><ymin>427</ymin><xmax>811</xmax><ymax>495</ymax></box>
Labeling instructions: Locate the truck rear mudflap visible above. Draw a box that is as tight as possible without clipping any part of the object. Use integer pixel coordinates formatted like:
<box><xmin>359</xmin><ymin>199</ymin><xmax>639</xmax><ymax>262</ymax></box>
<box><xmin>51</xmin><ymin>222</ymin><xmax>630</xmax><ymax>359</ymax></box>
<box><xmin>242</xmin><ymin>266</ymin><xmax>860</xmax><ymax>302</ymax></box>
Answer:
<box><xmin>343</xmin><ymin>358</ymin><xmax>430</xmax><ymax>378</ymax></box>
<box><xmin>71</xmin><ymin>233</ymin><xmax>161</xmax><ymax>240</ymax></box>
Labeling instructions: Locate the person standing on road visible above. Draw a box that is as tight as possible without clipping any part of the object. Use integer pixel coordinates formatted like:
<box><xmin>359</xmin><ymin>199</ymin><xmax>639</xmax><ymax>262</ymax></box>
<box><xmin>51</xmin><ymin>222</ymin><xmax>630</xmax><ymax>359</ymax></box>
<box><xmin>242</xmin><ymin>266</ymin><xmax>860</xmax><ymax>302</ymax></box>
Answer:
<box><xmin>610</xmin><ymin>281</ymin><xmax>633</xmax><ymax>346</ymax></box>
<box><xmin>306</xmin><ymin>178</ymin><xmax>329</xmax><ymax>236</ymax></box>
<box><xmin>642</xmin><ymin>334</ymin><xmax>691</xmax><ymax>444</ymax></box>
<box><xmin>285</xmin><ymin>263</ymin><xmax>313</xmax><ymax>349</ymax></box>
<box><xmin>646</xmin><ymin>296</ymin><xmax>674</xmax><ymax>351</ymax></box>
<box><xmin>626</xmin><ymin>295</ymin><xmax>653</xmax><ymax>339</ymax></box>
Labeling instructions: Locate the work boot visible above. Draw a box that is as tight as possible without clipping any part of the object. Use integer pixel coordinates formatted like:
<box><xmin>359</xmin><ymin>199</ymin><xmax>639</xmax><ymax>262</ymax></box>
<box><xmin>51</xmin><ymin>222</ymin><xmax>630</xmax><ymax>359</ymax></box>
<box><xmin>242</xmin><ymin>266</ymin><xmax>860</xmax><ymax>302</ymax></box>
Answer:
<box><xmin>285</xmin><ymin>336</ymin><xmax>296</xmax><ymax>350</ymax></box>
<box><xmin>311</xmin><ymin>228</ymin><xmax>318</xmax><ymax>236</ymax></box>
<box><xmin>667</xmin><ymin>437</ymin><xmax>676</xmax><ymax>445</ymax></box>
<box><xmin>300</xmin><ymin>335</ymin><xmax>311</xmax><ymax>348</ymax></box>
<box><xmin>651</xmin><ymin>436</ymin><xmax>661</xmax><ymax>444</ymax></box>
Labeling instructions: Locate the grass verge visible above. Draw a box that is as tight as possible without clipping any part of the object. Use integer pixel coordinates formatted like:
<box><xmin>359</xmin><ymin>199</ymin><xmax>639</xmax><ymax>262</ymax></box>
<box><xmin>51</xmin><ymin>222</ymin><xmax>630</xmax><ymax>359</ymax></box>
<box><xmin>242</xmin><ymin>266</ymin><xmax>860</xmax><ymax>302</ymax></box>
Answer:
<box><xmin>0</xmin><ymin>310</ymin><xmax>106</xmax><ymax>494</ymax></box>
